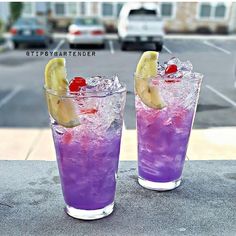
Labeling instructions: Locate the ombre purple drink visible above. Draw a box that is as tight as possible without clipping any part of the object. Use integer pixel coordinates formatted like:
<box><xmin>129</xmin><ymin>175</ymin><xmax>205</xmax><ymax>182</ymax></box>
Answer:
<box><xmin>136</xmin><ymin>58</ymin><xmax>202</xmax><ymax>191</ymax></box>
<box><xmin>52</xmin><ymin>127</ymin><xmax>122</xmax><ymax>211</ymax></box>
<box><xmin>45</xmin><ymin>76</ymin><xmax>126</xmax><ymax>219</ymax></box>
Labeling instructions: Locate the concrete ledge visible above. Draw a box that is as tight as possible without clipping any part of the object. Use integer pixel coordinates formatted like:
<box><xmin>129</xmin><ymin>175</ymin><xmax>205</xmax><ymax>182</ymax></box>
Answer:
<box><xmin>0</xmin><ymin>127</ymin><xmax>235</xmax><ymax>161</ymax></box>
<box><xmin>0</xmin><ymin>160</ymin><xmax>235</xmax><ymax>235</ymax></box>
<box><xmin>188</xmin><ymin>127</ymin><xmax>236</xmax><ymax>160</ymax></box>
<box><xmin>0</xmin><ymin>128</ymin><xmax>40</xmax><ymax>160</ymax></box>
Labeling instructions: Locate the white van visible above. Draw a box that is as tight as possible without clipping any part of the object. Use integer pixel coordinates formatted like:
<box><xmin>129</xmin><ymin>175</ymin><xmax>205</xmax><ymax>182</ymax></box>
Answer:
<box><xmin>118</xmin><ymin>3</ymin><xmax>165</xmax><ymax>51</ymax></box>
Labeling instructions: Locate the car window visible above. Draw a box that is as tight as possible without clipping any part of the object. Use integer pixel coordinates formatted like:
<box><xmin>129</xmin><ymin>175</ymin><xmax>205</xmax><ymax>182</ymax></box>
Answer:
<box><xmin>74</xmin><ymin>18</ymin><xmax>101</xmax><ymax>26</ymax></box>
<box><xmin>128</xmin><ymin>8</ymin><xmax>161</xmax><ymax>21</ymax></box>
<box><xmin>15</xmin><ymin>18</ymin><xmax>42</xmax><ymax>26</ymax></box>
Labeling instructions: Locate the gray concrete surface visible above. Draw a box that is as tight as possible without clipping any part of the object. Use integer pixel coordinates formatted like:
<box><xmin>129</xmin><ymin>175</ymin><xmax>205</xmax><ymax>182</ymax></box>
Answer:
<box><xmin>0</xmin><ymin>160</ymin><xmax>235</xmax><ymax>236</ymax></box>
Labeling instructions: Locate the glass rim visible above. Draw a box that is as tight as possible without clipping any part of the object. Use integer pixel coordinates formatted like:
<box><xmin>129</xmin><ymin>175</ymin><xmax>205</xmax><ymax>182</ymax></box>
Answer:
<box><xmin>44</xmin><ymin>81</ymin><xmax>127</xmax><ymax>98</ymax></box>
<box><xmin>134</xmin><ymin>72</ymin><xmax>203</xmax><ymax>82</ymax></box>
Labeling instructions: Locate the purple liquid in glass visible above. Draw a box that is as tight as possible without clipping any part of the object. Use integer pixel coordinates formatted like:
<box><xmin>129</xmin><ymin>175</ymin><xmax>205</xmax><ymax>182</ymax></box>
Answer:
<box><xmin>136</xmin><ymin>72</ymin><xmax>201</xmax><ymax>187</ymax></box>
<box><xmin>137</xmin><ymin>100</ymin><xmax>194</xmax><ymax>182</ymax></box>
<box><xmin>52</xmin><ymin>128</ymin><xmax>121</xmax><ymax>210</ymax></box>
<box><xmin>45</xmin><ymin>76</ymin><xmax>126</xmax><ymax>218</ymax></box>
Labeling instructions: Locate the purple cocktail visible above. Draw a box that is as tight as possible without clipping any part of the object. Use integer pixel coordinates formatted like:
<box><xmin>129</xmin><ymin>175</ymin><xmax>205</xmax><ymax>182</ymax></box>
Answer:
<box><xmin>45</xmin><ymin>64</ymin><xmax>126</xmax><ymax>219</ymax></box>
<box><xmin>52</xmin><ymin>129</ymin><xmax>122</xmax><ymax>211</ymax></box>
<box><xmin>135</xmin><ymin>55</ymin><xmax>202</xmax><ymax>191</ymax></box>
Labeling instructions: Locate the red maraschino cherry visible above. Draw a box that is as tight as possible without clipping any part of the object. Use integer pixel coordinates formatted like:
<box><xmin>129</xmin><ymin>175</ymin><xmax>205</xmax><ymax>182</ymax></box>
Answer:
<box><xmin>69</xmin><ymin>77</ymin><xmax>98</xmax><ymax>115</ymax></box>
<box><xmin>80</xmin><ymin>108</ymin><xmax>98</xmax><ymax>114</ymax></box>
<box><xmin>69</xmin><ymin>77</ymin><xmax>87</xmax><ymax>92</ymax></box>
<box><xmin>165</xmin><ymin>64</ymin><xmax>181</xmax><ymax>83</ymax></box>
<box><xmin>165</xmin><ymin>64</ymin><xmax>178</xmax><ymax>74</ymax></box>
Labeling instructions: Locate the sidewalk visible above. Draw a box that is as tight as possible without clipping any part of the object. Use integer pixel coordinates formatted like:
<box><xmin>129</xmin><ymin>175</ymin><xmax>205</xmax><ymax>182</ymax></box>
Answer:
<box><xmin>0</xmin><ymin>127</ymin><xmax>235</xmax><ymax>161</ymax></box>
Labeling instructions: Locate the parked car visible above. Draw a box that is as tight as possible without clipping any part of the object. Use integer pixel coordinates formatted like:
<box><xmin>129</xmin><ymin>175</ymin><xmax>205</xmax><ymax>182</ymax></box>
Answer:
<box><xmin>10</xmin><ymin>17</ymin><xmax>53</xmax><ymax>48</ymax></box>
<box><xmin>118</xmin><ymin>3</ymin><xmax>165</xmax><ymax>51</ymax></box>
<box><xmin>67</xmin><ymin>17</ymin><xmax>105</xmax><ymax>49</ymax></box>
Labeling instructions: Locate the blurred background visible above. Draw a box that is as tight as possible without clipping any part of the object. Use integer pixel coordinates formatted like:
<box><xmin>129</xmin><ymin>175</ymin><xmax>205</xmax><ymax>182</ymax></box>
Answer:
<box><xmin>0</xmin><ymin>1</ymin><xmax>236</xmax><ymax>161</ymax></box>
<box><xmin>1</xmin><ymin>2</ymin><xmax>236</xmax><ymax>34</ymax></box>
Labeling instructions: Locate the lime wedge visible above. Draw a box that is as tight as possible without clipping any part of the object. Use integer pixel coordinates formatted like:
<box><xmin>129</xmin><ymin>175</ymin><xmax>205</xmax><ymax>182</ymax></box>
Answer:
<box><xmin>135</xmin><ymin>51</ymin><xmax>165</xmax><ymax>109</ymax></box>
<box><xmin>44</xmin><ymin>58</ymin><xmax>79</xmax><ymax>128</ymax></box>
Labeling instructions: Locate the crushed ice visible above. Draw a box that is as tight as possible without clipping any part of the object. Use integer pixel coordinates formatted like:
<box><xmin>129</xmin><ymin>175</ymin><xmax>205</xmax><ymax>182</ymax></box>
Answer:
<box><xmin>70</xmin><ymin>75</ymin><xmax>125</xmax><ymax>136</ymax></box>
<box><xmin>84</xmin><ymin>75</ymin><xmax>123</xmax><ymax>94</ymax></box>
<box><xmin>158</xmin><ymin>57</ymin><xmax>201</xmax><ymax>80</ymax></box>
<box><xmin>155</xmin><ymin>57</ymin><xmax>202</xmax><ymax>110</ymax></box>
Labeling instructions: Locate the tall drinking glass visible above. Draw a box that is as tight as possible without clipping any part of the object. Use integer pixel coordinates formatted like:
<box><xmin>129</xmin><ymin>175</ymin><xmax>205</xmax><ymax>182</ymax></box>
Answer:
<box><xmin>136</xmin><ymin>61</ymin><xmax>202</xmax><ymax>191</ymax></box>
<box><xmin>45</xmin><ymin>77</ymin><xmax>126</xmax><ymax>220</ymax></box>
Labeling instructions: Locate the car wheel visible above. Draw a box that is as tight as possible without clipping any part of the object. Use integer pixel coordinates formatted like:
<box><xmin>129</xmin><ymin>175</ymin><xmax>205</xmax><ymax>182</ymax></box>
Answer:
<box><xmin>121</xmin><ymin>42</ymin><xmax>127</xmax><ymax>51</ymax></box>
<box><xmin>42</xmin><ymin>38</ymin><xmax>50</xmax><ymax>48</ymax></box>
<box><xmin>49</xmin><ymin>37</ymin><xmax>54</xmax><ymax>44</ymax></box>
<box><xmin>98</xmin><ymin>43</ymin><xmax>105</xmax><ymax>49</ymax></box>
<box><xmin>13</xmin><ymin>42</ymin><xmax>19</xmax><ymax>49</ymax></box>
<box><xmin>69</xmin><ymin>43</ymin><xmax>75</xmax><ymax>49</ymax></box>
<box><xmin>155</xmin><ymin>43</ymin><xmax>163</xmax><ymax>52</ymax></box>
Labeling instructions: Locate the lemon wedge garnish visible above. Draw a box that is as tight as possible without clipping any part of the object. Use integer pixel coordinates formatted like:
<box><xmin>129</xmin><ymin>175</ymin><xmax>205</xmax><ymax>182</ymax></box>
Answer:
<box><xmin>44</xmin><ymin>58</ymin><xmax>79</xmax><ymax>128</ymax></box>
<box><xmin>135</xmin><ymin>51</ymin><xmax>165</xmax><ymax>109</ymax></box>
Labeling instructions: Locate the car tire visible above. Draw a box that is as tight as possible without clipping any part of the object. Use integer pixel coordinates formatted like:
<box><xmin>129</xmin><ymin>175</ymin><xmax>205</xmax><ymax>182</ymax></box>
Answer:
<box><xmin>13</xmin><ymin>42</ymin><xmax>19</xmax><ymax>49</ymax></box>
<box><xmin>155</xmin><ymin>43</ymin><xmax>163</xmax><ymax>52</ymax></box>
<box><xmin>42</xmin><ymin>40</ymin><xmax>50</xmax><ymax>49</ymax></box>
<box><xmin>69</xmin><ymin>43</ymin><xmax>75</xmax><ymax>49</ymax></box>
<box><xmin>99</xmin><ymin>43</ymin><xmax>105</xmax><ymax>49</ymax></box>
<box><xmin>121</xmin><ymin>42</ymin><xmax>127</xmax><ymax>51</ymax></box>
<box><xmin>49</xmin><ymin>37</ymin><xmax>54</xmax><ymax>44</ymax></box>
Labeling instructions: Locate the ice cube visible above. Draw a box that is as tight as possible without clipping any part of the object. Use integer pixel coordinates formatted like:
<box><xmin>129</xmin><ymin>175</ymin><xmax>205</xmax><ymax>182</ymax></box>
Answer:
<box><xmin>54</xmin><ymin>125</ymin><xmax>67</xmax><ymax>135</ymax></box>
<box><xmin>72</xmin><ymin>75</ymin><xmax>124</xmax><ymax>137</ymax></box>
<box><xmin>167</xmin><ymin>57</ymin><xmax>182</xmax><ymax>68</ymax></box>
<box><xmin>179</xmin><ymin>60</ymin><xmax>193</xmax><ymax>72</ymax></box>
<box><xmin>86</xmin><ymin>76</ymin><xmax>102</xmax><ymax>87</ymax></box>
<box><xmin>111</xmin><ymin>75</ymin><xmax>122</xmax><ymax>90</ymax></box>
<box><xmin>85</xmin><ymin>75</ymin><xmax>122</xmax><ymax>94</ymax></box>
<box><xmin>165</xmin><ymin>57</ymin><xmax>193</xmax><ymax>74</ymax></box>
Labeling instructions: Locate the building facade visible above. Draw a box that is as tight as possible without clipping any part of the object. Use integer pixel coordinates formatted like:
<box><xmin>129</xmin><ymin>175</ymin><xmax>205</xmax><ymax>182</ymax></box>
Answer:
<box><xmin>1</xmin><ymin>2</ymin><xmax>236</xmax><ymax>33</ymax></box>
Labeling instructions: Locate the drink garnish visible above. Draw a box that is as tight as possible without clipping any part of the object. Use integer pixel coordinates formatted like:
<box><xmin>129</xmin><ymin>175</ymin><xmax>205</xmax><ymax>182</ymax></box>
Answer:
<box><xmin>165</xmin><ymin>64</ymin><xmax>182</xmax><ymax>83</ymax></box>
<box><xmin>69</xmin><ymin>77</ymin><xmax>87</xmax><ymax>92</ymax></box>
<box><xmin>165</xmin><ymin>64</ymin><xmax>177</xmax><ymax>74</ymax></box>
<box><xmin>135</xmin><ymin>51</ymin><xmax>165</xmax><ymax>109</ymax></box>
<box><xmin>80</xmin><ymin>108</ymin><xmax>98</xmax><ymax>114</ymax></box>
<box><xmin>69</xmin><ymin>77</ymin><xmax>97</xmax><ymax>114</ymax></box>
<box><xmin>44</xmin><ymin>58</ymin><xmax>80</xmax><ymax>128</ymax></box>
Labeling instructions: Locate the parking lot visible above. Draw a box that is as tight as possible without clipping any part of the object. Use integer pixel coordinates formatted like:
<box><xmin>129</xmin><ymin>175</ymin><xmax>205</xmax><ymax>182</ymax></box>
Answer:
<box><xmin>0</xmin><ymin>35</ymin><xmax>236</xmax><ymax>129</ymax></box>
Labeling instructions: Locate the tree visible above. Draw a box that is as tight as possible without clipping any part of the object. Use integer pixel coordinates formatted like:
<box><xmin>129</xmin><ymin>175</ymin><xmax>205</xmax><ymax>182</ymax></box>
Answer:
<box><xmin>0</xmin><ymin>18</ymin><xmax>4</xmax><ymax>43</ymax></box>
<box><xmin>10</xmin><ymin>2</ymin><xmax>23</xmax><ymax>23</ymax></box>
<box><xmin>0</xmin><ymin>18</ymin><xmax>3</xmax><ymax>33</ymax></box>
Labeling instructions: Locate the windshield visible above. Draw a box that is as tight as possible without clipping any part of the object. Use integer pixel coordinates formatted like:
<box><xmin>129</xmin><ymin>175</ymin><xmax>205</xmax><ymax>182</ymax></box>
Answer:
<box><xmin>74</xmin><ymin>18</ymin><xmax>101</xmax><ymax>26</ymax></box>
<box><xmin>128</xmin><ymin>8</ymin><xmax>160</xmax><ymax>21</ymax></box>
<box><xmin>15</xmin><ymin>18</ymin><xmax>41</xmax><ymax>26</ymax></box>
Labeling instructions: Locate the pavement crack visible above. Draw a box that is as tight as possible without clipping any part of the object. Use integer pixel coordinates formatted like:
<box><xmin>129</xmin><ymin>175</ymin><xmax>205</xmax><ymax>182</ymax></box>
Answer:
<box><xmin>120</xmin><ymin>168</ymin><xmax>136</xmax><ymax>173</ymax></box>
<box><xmin>0</xmin><ymin>202</ymin><xmax>13</xmax><ymax>208</ymax></box>
<box><xmin>25</xmin><ymin>130</ymin><xmax>43</xmax><ymax>160</ymax></box>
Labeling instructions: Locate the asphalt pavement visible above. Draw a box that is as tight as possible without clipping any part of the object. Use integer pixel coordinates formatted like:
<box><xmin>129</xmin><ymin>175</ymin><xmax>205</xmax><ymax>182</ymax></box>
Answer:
<box><xmin>0</xmin><ymin>36</ymin><xmax>236</xmax><ymax>129</ymax></box>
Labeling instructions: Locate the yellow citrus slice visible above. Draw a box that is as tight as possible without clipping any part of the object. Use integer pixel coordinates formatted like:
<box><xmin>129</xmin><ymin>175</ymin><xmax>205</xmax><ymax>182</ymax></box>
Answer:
<box><xmin>44</xmin><ymin>58</ymin><xmax>79</xmax><ymax>128</ymax></box>
<box><xmin>135</xmin><ymin>51</ymin><xmax>165</xmax><ymax>109</ymax></box>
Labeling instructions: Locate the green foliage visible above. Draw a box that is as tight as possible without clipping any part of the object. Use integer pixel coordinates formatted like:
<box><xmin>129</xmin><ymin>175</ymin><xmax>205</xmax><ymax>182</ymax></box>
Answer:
<box><xmin>0</xmin><ymin>18</ymin><xmax>4</xmax><ymax>35</ymax></box>
<box><xmin>0</xmin><ymin>19</ymin><xmax>3</xmax><ymax>43</ymax></box>
<box><xmin>0</xmin><ymin>19</ymin><xmax>3</xmax><ymax>31</ymax></box>
<box><xmin>10</xmin><ymin>2</ymin><xmax>23</xmax><ymax>23</ymax></box>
